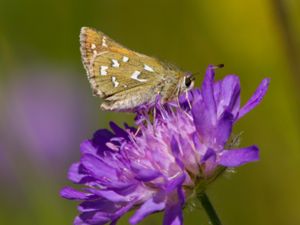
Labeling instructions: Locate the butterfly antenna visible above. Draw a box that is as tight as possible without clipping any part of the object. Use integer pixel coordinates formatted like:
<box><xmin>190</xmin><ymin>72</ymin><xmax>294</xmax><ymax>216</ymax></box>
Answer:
<box><xmin>192</xmin><ymin>71</ymin><xmax>201</xmax><ymax>76</ymax></box>
<box><xmin>213</xmin><ymin>64</ymin><xmax>224</xmax><ymax>69</ymax></box>
<box><xmin>191</xmin><ymin>64</ymin><xmax>224</xmax><ymax>77</ymax></box>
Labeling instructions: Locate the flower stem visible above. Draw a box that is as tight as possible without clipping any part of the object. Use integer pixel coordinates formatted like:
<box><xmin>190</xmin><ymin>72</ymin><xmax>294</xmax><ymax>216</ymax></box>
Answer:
<box><xmin>197</xmin><ymin>192</ymin><xmax>223</xmax><ymax>225</ymax></box>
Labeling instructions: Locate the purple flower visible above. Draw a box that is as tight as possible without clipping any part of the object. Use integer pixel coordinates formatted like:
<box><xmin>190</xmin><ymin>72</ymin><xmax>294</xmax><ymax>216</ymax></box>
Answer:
<box><xmin>61</xmin><ymin>65</ymin><xmax>270</xmax><ymax>225</ymax></box>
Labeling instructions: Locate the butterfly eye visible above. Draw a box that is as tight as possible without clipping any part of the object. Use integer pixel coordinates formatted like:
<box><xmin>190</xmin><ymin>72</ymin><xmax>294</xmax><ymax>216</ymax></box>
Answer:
<box><xmin>185</xmin><ymin>76</ymin><xmax>193</xmax><ymax>88</ymax></box>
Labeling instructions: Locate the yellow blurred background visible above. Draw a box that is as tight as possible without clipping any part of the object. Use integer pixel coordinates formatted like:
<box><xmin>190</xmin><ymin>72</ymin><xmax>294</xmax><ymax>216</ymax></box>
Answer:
<box><xmin>0</xmin><ymin>0</ymin><xmax>299</xmax><ymax>225</ymax></box>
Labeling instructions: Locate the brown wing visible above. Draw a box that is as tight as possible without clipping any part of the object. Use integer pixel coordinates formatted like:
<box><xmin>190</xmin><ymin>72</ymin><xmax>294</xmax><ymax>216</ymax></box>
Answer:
<box><xmin>80</xmin><ymin>27</ymin><xmax>184</xmax><ymax>111</ymax></box>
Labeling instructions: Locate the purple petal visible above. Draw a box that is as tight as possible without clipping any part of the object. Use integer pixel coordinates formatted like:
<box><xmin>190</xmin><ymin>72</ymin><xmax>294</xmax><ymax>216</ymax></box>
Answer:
<box><xmin>110</xmin><ymin>122</ymin><xmax>129</xmax><ymax>139</ymax></box>
<box><xmin>215</xmin><ymin>75</ymin><xmax>241</xmax><ymax>118</ymax></box>
<box><xmin>237</xmin><ymin>78</ymin><xmax>270</xmax><ymax>120</ymax></box>
<box><xmin>192</xmin><ymin>132</ymin><xmax>206</xmax><ymax>155</ymax></box>
<box><xmin>78</xmin><ymin>199</ymin><xmax>119</xmax><ymax>213</ymax></box>
<box><xmin>178</xmin><ymin>88</ymin><xmax>198</xmax><ymax>110</ymax></box>
<box><xmin>178</xmin><ymin>134</ymin><xmax>198</xmax><ymax>172</ymax></box>
<box><xmin>67</xmin><ymin>162</ymin><xmax>82</xmax><ymax>183</ymax></box>
<box><xmin>171</xmin><ymin>137</ymin><xmax>181</xmax><ymax>156</ymax></box>
<box><xmin>91</xmin><ymin>129</ymin><xmax>115</xmax><ymax>155</ymax></box>
<box><xmin>124</xmin><ymin>123</ymin><xmax>137</xmax><ymax>134</ymax></box>
<box><xmin>60</xmin><ymin>187</ymin><xmax>96</xmax><ymax>200</ymax></box>
<box><xmin>130</xmin><ymin>195</ymin><xmax>166</xmax><ymax>225</ymax></box>
<box><xmin>201</xmin><ymin>148</ymin><xmax>216</xmax><ymax>162</ymax></box>
<box><xmin>74</xmin><ymin>213</ymin><xmax>110</xmax><ymax>225</ymax></box>
<box><xmin>201</xmin><ymin>65</ymin><xmax>217</xmax><ymax>123</ymax></box>
<box><xmin>110</xmin><ymin>199</ymin><xmax>137</xmax><ymax>224</ymax></box>
<box><xmin>77</xmin><ymin>198</ymin><xmax>134</xmax><ymax>215</ymax></box>
<box><xmin>192</xmin><ymin>100</ymin><xmax>214</xmax><ymax>142</ymax></box>
<box><xmin>162</xmin><ymin>183</ymin><xmax>185</xmax><ymax>225</ymax></box>
<box><xmin>133</xmin><ymin>167</ymin><xmax>162</xmax><ymax>182</ymax></box>
<box><xmin>68</xmin><ymin>162</ymin><xmax>96</xmax><ymax>184</ymax></box>
<box><xmin>201</xmin><ymin>148</ymin><xmax>217</xmax><ymax>174</ymax></box>
<box><xmin>170</xmin><ymin>137</ymin><xmax>184</xmax><ymax>169</ymax></box>
<box><xmin>214</xmin><ymin>111</ymin><xmax>234</xmax><ymax>147</ymax></box>
<box><xmin>109</xmin><ymin>182</ymin><xmax>138</xmax><ymax>196</ymax></box>
<box><xmin>166</xmin><ymin>173</ymin><xmax>186</xmax><ymax>193</ymax></box>
<box><xmin>76</xmin><ymin>211</ymin><xmax>113</xmax><ymax>225</ymax></box>
<box><xmin>80</xmin><ymin>140</ymin><xmax>97</xmax><ymax>156</ymax></box>
<box><xmin>219</xmin><ymin>145</ymin><xmax>259</xmax><ymax>167</ymax></box>
<box><xmin>163</xmin><ymin>202</ymin><xmax>183</xmax><ymax>225</ymax></box>
<box><xmin>78</xmin><ymin>199</ymin><xmax>137</xmax><ymax>225</ymax></box>
<box><xmin>87</xmin><ymin>189</ymin><xmax>129</xmax><ymax>202</ymax></box>
<box><xmin>81</xmin><ymin>154</ymin><xmax>117</xmax><ymax>180</ymax></box>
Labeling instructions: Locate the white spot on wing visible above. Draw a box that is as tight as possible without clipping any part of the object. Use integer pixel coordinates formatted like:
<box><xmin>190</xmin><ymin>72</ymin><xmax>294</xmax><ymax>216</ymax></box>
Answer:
<box><xmin>102</xmin><ymin>36</ymin><xmax>108</xmax><ymax>47</ymax></box>
<box><xmin>91</xmin><ymin>43</ymin><xmax>96</xmax><ymax>49</ymax></box>
<box><xmin>112</xmin><ymin>76</ymin><xmax>119</xmax><ymax>87</ymax></box>
<box><xmin>112</xmin><ymin>59</ymin><xmax>120</xmax><ymax>68</ymax></box>
<box><xmin>122</xmin><ymin>56</ymin><xmax>129</xmax><ymax>62</ymax></box>
<box><xmin>144</xmin><ymin>64</ymin><xmax>154</xmax><ymax>72</ymax></box>
<box><xmin>100</xmin><ymin>66</ymin><xmax>108</xmax><ymax>76</ymax></box>
<box><xmin>131</xmin><ymin>71</ymin><xmax>147</xmax><ymax>82</ymax></box>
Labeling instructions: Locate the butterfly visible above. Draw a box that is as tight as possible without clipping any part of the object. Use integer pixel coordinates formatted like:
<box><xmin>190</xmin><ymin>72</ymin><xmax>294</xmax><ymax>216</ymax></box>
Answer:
<box><xmin>80</xmin><ymin>27</ymin><xmax>195</xmax><ymax>112</ymax></box>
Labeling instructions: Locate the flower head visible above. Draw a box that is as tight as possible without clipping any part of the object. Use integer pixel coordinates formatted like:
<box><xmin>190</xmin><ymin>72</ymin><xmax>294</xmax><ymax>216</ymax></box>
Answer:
<box><xmin>61</xmin><ymin>66</ymin><xmax>270</xmax><ymax>225</ymax></box>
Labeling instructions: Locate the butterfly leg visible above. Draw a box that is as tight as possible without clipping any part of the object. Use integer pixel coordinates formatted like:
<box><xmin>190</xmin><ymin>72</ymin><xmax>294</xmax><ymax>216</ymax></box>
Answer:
<box><xmin>176</xmin><ymin>90</ymin><xmax>193</xmax><ymax>120</ymax></box>
<box><xmin>152</xmin><ymin>106</ymin><xmax>157</xmax><ymax>134</ymax></box>
<box><xmin>185</xmin><ymin>90</ymin><xmax>192</xmax><ymax>110</ymax></box>
<box><xmin>134</xmin><ymin>127</ymin><xmax>141</xmax><ymax>136</ymax></box>
<box><xmin>133</xmin><ymin>107</ymin><xmax>150</xmax><ymax>136</ymax></box>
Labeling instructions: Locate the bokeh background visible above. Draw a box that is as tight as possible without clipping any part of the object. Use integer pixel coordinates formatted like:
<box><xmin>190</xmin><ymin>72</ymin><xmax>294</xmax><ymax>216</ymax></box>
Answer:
<box><xmin>1</xmin><ymin>0</ymin><xmax>300</xmax><ymax>225</ymax></box>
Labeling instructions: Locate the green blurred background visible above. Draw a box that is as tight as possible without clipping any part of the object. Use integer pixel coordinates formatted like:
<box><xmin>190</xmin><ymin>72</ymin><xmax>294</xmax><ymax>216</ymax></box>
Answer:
<box><xmin>1</xmin><ymin>0</ymin><xmax>299</xmax><ymax>225</ymax></box>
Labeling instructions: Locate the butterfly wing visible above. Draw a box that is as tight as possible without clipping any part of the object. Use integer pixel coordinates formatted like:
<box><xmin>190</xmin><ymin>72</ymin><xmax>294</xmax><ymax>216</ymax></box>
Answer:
<box><xmin>80</xmin><ymin>27</ymin><xmax>184</xmax><ymax>111</ymax></box>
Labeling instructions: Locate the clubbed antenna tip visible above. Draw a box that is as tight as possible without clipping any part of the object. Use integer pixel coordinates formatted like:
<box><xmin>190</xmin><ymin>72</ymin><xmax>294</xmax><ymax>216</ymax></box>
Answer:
<box><xmin>214</xmin><ymin>64</ymin><xmax>224</xmax><ymax>69</ymax></box>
